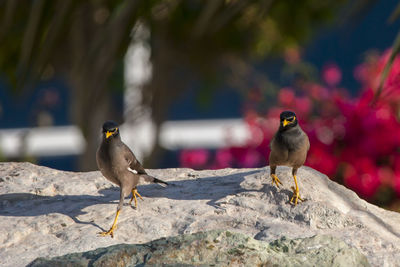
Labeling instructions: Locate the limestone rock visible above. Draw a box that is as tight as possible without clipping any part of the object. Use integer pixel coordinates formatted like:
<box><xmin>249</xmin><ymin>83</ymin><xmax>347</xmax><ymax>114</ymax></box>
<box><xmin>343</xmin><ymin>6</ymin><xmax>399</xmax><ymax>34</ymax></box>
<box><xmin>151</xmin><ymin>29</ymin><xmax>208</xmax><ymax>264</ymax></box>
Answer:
<box><xmin>0</xmin><ymin>162</ymin><xmax>399</xmax><ymax>266</ymax></box>
<box><xmin>29</xmin><ymin>230</ymin><xmax>369</xmax><ymax>267</ymax></box>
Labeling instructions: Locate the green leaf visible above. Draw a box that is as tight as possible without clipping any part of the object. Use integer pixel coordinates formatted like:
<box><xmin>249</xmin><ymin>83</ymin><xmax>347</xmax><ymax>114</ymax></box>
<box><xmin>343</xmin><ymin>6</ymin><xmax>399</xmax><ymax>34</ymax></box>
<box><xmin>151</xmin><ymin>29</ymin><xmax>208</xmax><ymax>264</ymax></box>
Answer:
<box><xmin>372</xmin><ymin>29</ymin><xmax>400</xmax><ymax>105</ymax></box>
<box><xmin>388</xmin><ymin>2</ymin><xmax>400</xmax><ymax>23</ymax></box>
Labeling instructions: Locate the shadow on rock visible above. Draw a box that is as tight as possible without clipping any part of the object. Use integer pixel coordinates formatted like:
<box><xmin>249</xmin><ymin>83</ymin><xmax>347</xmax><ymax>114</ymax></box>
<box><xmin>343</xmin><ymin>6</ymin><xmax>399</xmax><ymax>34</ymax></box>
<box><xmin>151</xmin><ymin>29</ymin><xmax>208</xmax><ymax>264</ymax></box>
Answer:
<box><xmin>0</xmin><ymin>170</ymin><xmax>272</xmax><ymax>231</ymax></box>
<box><xmin>139</xmin><ymin>170</ymin><xmax>261</xmax><ymax>208</ymax></box>
<box><xmin>0</xmin><ymin>190</ymin><xmax>119</xmax><ymax>231</ymax></box>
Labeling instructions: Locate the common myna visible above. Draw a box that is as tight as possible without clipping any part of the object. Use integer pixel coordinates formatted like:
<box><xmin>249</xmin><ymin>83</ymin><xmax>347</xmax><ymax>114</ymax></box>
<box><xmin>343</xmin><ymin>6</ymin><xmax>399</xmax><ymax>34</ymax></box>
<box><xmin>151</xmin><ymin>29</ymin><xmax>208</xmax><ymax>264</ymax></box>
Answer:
<box><xmin>96</xmin><ymin>121</ymin><xmax>168</xmax><ymax>237</ymax></box>
<box><xmin>269</xmin><ymin>111</ymin><xmax>310</xmax><ymax>205</ymax></box>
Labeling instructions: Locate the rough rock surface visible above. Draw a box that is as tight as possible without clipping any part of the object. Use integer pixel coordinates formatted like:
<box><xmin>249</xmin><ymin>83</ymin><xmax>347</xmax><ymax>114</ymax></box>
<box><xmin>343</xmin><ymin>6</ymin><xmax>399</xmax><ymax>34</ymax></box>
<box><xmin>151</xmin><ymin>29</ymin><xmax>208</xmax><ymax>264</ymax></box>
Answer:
<box><xmin>0</xmin><ymin>162</ymin><xmax>399</xmax><ymax>266</ymax></box>
<box><xmin>29</xmin><ymin>230</ymin><xmax>369</xmax><ymax>266</ymax></box>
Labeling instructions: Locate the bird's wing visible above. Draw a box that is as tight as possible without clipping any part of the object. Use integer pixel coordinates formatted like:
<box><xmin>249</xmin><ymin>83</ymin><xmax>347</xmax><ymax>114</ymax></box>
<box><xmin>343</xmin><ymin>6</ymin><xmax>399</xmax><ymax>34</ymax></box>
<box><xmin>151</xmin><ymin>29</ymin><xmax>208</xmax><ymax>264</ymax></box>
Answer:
<box><xmin>288</xmin><ymin>131</ymin><xmax>310</xmax><ymax>168</ymax></box>
<box><xmin>141</xmin><ymin>174</ymin><xmax>168</xmax><ymax>186</ymax></box>
<box><xmin>121</xmin><ymin>143</ymin><xmax>169</xmax><ymax>186</ymax></box>
<box><xmin>122</xmin><ymin>144</ymin><xmax>147</xmax><ymax>175</ymax></box>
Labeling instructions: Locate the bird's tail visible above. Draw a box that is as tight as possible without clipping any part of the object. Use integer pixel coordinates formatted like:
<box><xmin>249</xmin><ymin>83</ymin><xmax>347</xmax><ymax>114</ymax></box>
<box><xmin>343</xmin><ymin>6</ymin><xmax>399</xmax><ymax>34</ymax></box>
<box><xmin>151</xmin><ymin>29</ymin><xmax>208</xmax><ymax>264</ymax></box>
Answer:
<box><xmin>142</xmin><ymin>175</ymin><xmax>168</xmax><ymax>187</ymax></box>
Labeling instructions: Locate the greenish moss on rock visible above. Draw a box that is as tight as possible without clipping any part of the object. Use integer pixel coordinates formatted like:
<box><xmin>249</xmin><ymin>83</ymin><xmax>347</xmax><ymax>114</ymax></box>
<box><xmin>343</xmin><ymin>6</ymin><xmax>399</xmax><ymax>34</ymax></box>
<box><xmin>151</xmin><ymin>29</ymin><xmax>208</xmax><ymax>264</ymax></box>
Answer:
<box><xmin>29</xmin><ymin>230</ymin><xmax>369</xmax><ymax>267</ymax></box>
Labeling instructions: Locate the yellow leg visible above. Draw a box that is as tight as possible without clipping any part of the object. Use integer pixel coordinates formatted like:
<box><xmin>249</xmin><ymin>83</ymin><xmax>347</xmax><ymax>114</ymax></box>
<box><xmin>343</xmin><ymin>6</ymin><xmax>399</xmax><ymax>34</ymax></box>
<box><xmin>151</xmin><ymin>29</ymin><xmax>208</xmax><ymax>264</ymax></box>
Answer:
<box><xmin>290</xmin><ymin>175</ymin><xmax>304</xmax><ymax>205</ymax></box>
<box><xmin>99</xmin><ymin>209</ymin><xmax>120</xmax><ymax>238</ymax></box>
<box><xmin>129</xmin><ymin>188</ymin><xmax>143</xmax><ymax>208</ymax></box>
<box><xmin>271</xmin><ymin>174</ymin><xmax>283</xmax><ymax>188</ymax></box>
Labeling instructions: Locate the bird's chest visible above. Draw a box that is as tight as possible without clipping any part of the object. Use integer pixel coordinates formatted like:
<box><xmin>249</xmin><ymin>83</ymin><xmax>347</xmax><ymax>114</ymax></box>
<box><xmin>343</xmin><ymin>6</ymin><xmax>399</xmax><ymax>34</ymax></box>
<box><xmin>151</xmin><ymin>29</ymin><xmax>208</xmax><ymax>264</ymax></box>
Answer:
<box><xmin>97</xmin><ymin>145</ymin><xmax>126</xmax><ymax>182</ymax></box>
<box><xmin>276</xmin><ymin>132</ymin><xmax>303</xmax><ymax>152</ymax></box>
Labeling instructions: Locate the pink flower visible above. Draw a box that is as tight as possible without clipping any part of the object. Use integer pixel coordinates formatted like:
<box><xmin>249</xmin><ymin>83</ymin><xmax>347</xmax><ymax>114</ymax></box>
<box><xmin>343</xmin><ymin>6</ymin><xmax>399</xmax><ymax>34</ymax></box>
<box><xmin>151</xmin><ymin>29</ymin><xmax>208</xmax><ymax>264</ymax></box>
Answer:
<box><xmin>230</xmin><ymin>147</ymin><xmax>263</xmax><ymax>168</ymax></box>
<box><xmin>378</xmin><ymin>167</ymin><xmax>395</xmax><ymax>187</ymax></box>
<box><xmin>394</xmin><ymin>171</ymin><xmax>400</xmax><ymax>197</ymax></box>
<box><xmin>266</xmin><ymin>107</ymin><xmax>285</xmax><ymax>119</ymax></box>
<box><xmin>179</xmin><ymin>149</ymin><xmax>209</xmax><ymax>169</ymax></box>
<box><xmin>214</xmin><ymin>149</ymin><xmax>233</xmax><ymax>168</ymax></box>
<box><xmin>322</xmin><ymin>63</ymin><xmax>342</xmax><ymax>87</ymax></box>
<box><xmin>343</xmin><ymin>159</ymin><xmax>381</xmax><ymax>199</ymax></box>
<box><xmin>241</xmin><ymin>149</ymin><xmax>262</xmax><ymax>168</ymax></box>
<box><xmin>278</xmin><ymin>88</ymin><xmax>295</xmax><ymax>106</ymax></box>
<box><xmin>294</xmin><ymin>96</ymin><xmax>312</xmax><ymax>117</ymax></box>
<box><xmin>306</xmin><ymin>83</ymin><xmax>331</xmax><ymax>100</ymax></box>
<box><xmin>306</xmin><ymin>141</ymin><xmax>338</xmax><ymax>176</ymax></box>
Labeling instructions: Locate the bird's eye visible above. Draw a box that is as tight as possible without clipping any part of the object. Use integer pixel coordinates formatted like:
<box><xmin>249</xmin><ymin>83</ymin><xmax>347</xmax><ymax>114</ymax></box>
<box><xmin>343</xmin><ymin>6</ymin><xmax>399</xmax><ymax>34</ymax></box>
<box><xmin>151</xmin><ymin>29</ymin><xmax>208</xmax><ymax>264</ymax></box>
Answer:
<box><xmin>104</xmin><ymin>128</ymin><xmax>116</xmax><ymax>133</ymax></box>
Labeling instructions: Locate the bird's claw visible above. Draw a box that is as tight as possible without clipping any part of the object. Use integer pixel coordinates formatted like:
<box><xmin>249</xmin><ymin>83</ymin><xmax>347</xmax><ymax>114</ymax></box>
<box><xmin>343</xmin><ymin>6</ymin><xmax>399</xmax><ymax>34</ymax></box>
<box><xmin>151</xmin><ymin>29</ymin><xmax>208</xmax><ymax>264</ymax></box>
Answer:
<box><xmin>290</xmin><ymin>186</ymin><xmax>303</xmax><ymax>206</ymax></box>
<box><xmin>98</xmin><ymin>227</ymin><xmax>116</xmax><ymax>238</ymax></box>
<box><xmin>129</xmin><ymin>188</ymin><xmax>144</xmax><ymax>208</ymax></box>
<box><xmin>271</xmin><ymin>174</ymin><xmax>283</xmax><ymax>188</ymax></box>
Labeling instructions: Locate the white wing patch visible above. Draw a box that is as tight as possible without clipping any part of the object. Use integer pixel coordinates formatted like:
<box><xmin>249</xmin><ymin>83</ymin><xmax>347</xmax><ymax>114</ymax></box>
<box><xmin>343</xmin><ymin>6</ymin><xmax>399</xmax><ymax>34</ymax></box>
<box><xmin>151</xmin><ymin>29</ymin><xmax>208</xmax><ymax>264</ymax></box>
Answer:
<box><xmin>127</xmin><ymin>167</ymin><xmax>138</xmax><ymax>174</ymax></box>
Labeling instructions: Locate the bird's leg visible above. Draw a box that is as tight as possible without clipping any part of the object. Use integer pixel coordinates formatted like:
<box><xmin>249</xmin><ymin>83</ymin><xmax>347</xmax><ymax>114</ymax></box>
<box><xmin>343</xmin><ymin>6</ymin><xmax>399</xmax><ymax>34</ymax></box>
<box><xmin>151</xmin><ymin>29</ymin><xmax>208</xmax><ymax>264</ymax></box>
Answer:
<box><xmin>99</xmin><ymin>210</ymin><xmax>120</xmax><ymax>238</ymax></box>
<box><xmin>270</xmin><ymin>165</ymin><xmax>283</xmax><ymax>187</ymax></box>
<box><xmin>129</xmin><ymin>187</ymin><xmax>143</xmax><ymax>208</ymax></box>
<box><xmin>290</xmin><ymin>169</ymin><xmax>304</xmax><ymax>205</ymax></box>
<box><xmin>99</xmin><ymin>191</ymin><xmax>124</xmax><ymax>238</ymax></box>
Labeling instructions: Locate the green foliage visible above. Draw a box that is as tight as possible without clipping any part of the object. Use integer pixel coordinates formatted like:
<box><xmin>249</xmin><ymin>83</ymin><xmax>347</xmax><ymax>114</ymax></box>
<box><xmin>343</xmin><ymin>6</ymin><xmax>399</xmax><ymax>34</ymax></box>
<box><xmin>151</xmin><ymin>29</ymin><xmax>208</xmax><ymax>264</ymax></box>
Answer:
<box><xmin>142</xmin><ymin>0</ymin><xmax>345</xmax><ymax>63</ymax></box>
<box><xmin>0</xmin><ymin>0</ymin><xmax>131</xmax><ymax>90</ymax></box>
<box><xmin>0</xmin><ymin>0</ymin><xmax>346</xmax><ymax>91</ymax></box>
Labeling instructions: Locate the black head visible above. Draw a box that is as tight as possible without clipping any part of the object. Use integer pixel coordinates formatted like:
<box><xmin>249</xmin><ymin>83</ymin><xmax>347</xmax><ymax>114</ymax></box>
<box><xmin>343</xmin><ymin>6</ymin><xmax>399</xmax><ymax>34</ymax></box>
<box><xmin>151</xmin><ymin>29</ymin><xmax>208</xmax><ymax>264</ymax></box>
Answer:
<box><xmin>101</xmin><ymin>120</ymin><xmax>120</xmax><ymax>139</ymax></box>
<box><xmin>279</xmin><ymin>111</ymin><xmax>298</xmax><ymax>129</ymax></box>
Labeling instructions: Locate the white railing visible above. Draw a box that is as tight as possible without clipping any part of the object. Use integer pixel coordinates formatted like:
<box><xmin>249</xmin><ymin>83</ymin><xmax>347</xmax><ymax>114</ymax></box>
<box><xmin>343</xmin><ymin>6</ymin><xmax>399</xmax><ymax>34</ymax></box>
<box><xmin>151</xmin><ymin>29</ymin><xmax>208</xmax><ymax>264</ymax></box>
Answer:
<box><xmin>0</xmin><ymin>119</ymin><xmax>250</xmax><ymax>158</ymax></box>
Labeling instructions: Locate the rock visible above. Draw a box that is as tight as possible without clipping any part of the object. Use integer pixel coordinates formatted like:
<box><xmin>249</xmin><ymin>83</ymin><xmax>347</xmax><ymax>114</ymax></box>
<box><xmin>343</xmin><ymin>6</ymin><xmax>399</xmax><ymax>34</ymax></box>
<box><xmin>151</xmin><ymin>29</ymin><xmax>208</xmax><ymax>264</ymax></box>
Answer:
<box><xmin>0</xmin><ymin>162</ymin><xmax>399</xmax><ymax>266</ymax></box>
<box><xmin>29</xmin><ymin>230</ymin><xmax>370</xmax><ymax>267</ymax></box>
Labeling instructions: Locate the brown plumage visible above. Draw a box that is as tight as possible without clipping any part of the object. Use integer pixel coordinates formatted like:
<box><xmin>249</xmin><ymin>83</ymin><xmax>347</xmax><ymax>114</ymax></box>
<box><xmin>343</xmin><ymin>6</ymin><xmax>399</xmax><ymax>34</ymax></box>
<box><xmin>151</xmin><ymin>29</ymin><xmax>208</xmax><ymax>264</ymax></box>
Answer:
<box><xmin>96</xmin><ymin>121</ymin><xmax>168</xmax><ymax>237</ymax></box>
<box><xmin>269</xmin><ymin>111</ymin><xmax>310</xmax><ymax>205</ymax></box>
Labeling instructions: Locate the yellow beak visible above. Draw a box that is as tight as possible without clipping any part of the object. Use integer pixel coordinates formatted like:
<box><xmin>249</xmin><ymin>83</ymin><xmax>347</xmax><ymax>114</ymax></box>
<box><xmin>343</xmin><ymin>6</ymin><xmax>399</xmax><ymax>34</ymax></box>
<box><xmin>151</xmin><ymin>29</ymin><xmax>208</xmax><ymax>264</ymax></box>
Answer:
<box><xmin>106</xmin><ymin>131</ymin><xmax>113</xmax><ymax>139</ymax></box>
<box><xmin>283</xmin><ymin>119</ymin><xmax>289</xmax><ymax>127</ymax></box>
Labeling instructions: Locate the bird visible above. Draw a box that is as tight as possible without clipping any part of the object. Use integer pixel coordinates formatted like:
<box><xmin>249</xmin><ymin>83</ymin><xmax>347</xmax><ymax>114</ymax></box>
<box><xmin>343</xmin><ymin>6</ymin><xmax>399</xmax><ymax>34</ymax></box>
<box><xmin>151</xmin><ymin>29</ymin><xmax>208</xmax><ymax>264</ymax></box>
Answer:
<box><xmin>269</xmin><ymin>111</ymin><xmax>310</xmax><ymax>205</ymax></box>
<box><xmin>96</xmin><ymin>120</ymin><xmax>168</xmax><ymax>237</ymax></box>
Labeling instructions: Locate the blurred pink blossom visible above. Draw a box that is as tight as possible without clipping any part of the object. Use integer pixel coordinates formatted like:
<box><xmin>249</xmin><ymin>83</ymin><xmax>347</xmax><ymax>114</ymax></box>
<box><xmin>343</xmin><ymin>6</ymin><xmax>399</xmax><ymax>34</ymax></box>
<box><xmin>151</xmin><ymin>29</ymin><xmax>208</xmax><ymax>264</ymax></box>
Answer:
<box><xmin>278</xmin><ymin>87</ymin><xmax>295</xmax><ymax>106</ymax></box>
<box><xmin>179</xmin><ymin>149</ymin><xmax>209</xmax><ymax>169</ymax></box>
<box><xmin>294</xmin><ymin>96</ymin><xmax>312</xmax><ymax>117</ymax></box>
<box><xmin>306</xmin><ymin>142</ymin><xmax>338</xmax><ymax>176</ymax></box>
<box><xmin>322</xmin><ymin>63</ymin><xmax>342</xmax><ymax>87</ymax></box>
<box><xmin>214</xmin><ymin>149</ymin><xmax>233</xmax><ymax>169</ymax></box>
<box><xmin>343</xmin><ymin>158</ymin><xmax>381</xmax><ymax>199</ymax></box>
